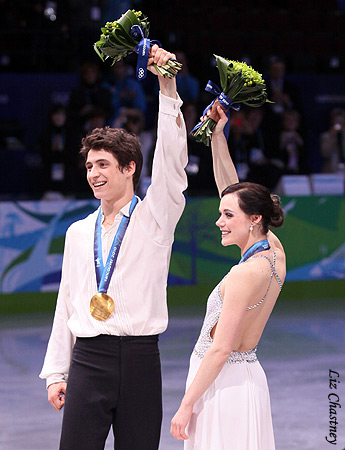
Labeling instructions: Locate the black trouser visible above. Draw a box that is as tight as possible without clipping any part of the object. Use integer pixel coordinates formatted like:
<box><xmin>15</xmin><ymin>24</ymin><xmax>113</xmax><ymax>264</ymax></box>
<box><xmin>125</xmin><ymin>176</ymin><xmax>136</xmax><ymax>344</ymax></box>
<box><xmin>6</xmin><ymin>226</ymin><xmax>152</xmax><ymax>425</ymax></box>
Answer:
<box><xmin>59</xmin><ymin>334</ymin><xmax>162</xmax><ymax>450</ymax></box>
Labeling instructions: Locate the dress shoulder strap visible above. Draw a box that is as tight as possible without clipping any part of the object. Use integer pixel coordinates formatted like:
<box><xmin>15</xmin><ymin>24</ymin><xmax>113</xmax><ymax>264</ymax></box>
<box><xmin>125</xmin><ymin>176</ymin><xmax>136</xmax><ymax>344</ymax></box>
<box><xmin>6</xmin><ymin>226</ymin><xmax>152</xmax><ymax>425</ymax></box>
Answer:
<box><xmin>245</xmin><ymin>251</ymin><xmax>282</xmax><ymax>310</ymax></box>
<box><xmin>247</xmin><ymin>251</ymin><xmax>283</xmax><ymax>290</ymax></box>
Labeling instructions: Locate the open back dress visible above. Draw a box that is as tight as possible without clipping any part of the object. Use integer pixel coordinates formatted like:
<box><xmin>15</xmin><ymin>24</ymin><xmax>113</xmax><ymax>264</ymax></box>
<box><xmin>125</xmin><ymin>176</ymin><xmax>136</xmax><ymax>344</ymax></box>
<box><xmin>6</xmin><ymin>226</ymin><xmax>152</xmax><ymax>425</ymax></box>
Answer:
<box><xmin>184</xmin><ymin>252</ymin><xmax>282</xmax><ymax>450</ymax></box>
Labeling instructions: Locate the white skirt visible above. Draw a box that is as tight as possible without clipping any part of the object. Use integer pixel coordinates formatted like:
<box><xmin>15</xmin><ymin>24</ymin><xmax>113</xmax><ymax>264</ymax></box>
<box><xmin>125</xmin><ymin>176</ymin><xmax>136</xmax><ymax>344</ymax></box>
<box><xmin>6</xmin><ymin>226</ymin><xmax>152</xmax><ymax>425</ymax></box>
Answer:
<box><xmin>184</xmin><ymin>353</ymin><xmax>275</xmax><ymax>450</ymax></box>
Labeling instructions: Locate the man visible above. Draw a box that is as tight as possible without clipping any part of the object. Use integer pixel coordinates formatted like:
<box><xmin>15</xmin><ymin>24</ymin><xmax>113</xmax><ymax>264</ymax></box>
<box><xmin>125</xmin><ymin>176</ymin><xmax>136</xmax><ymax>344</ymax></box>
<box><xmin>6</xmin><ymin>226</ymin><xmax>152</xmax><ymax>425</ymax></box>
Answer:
<box><xmin>39</xmin><ymin>45</ymin><xmax>188</xmax><ymax>450</ymax></box>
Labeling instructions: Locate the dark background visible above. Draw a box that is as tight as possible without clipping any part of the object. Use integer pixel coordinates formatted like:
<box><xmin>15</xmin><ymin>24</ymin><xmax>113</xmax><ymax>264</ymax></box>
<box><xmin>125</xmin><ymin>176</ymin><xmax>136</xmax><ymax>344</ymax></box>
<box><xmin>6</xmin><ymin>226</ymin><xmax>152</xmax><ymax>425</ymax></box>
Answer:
<box><xmin>0</xmin><ymin>0</ymin><xmax>345</xmax><ymax>197</ymax></box>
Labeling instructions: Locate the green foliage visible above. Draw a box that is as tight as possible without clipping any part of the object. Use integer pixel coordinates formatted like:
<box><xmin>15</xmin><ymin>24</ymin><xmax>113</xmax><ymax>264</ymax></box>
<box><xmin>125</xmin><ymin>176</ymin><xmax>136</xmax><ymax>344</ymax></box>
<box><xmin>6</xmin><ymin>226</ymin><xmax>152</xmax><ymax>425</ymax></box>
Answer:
<box><xmin>94</xmin><ymin>9</ymin><xmax>182</xmax><ymax>77</ymax></box>
<box><xmin>192</xmin><ymin>54</ymin><xmax>271</xmax><ymax>146</ymax></box>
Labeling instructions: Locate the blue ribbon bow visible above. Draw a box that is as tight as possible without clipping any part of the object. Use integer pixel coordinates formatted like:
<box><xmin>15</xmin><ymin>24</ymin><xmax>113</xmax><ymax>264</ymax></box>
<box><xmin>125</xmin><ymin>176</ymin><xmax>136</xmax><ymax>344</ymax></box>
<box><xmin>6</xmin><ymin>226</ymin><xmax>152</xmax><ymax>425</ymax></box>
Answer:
<box><xmin>131</xmin><ymin>25</ymin><xmax>161</xmax><ymax>81</ymax></box>
<box><xmin>191</xmin><ymin>80</ymin><xmax>241</xmax><ymax>140</ymax></box>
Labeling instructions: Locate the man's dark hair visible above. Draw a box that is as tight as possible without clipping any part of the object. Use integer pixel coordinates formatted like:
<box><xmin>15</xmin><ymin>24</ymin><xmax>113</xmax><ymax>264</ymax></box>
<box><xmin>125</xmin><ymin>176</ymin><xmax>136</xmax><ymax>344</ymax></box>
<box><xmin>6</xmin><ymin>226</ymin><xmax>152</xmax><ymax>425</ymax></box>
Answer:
<box><xmin>80</xmin><ymin>126</ymin><xmax>143</xmax><ymax>190</ymax></box>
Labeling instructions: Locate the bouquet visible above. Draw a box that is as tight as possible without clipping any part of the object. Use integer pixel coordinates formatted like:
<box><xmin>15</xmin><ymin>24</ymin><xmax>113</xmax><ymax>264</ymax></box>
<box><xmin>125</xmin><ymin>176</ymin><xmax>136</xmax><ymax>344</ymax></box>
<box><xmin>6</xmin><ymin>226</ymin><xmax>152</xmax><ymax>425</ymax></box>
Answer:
<box><xmin>94</xmin><ymin>9</ymin><xmax>182</xmax><ymax>80</ymax></box>
<box><xmin>191</xmin><ymin>55</ymin><xmax>270</xmax><ymax>146</ymax></box>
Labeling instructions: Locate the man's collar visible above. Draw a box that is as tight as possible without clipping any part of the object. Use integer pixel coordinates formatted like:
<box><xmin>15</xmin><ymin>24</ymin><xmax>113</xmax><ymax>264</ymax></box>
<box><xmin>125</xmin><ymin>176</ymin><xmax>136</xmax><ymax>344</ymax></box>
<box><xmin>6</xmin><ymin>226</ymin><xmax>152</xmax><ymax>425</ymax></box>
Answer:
<box><xmin>101</xmin><ymin>196</ymin><xmax>140</xmax><ymax>224</ymax></box>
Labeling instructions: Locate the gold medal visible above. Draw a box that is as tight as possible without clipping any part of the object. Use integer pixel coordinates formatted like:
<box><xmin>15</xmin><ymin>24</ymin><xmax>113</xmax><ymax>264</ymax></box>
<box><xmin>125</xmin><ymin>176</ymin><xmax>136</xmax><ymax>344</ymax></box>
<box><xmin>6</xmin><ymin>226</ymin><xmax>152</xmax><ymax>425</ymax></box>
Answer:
<box><xmin>90</xmin><ymin>293</ymin><xmax>115</xmax><ymax>321</ymax></box>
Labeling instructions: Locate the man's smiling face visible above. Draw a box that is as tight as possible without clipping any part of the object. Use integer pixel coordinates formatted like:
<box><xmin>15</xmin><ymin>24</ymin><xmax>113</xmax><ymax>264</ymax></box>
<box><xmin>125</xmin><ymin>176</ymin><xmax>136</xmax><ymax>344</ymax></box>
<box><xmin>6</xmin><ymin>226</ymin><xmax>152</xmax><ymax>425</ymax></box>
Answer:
<box><xmin>85</xmin><ymin>149</ymin><xmax>132</xmax><ymax>202</ymax></box>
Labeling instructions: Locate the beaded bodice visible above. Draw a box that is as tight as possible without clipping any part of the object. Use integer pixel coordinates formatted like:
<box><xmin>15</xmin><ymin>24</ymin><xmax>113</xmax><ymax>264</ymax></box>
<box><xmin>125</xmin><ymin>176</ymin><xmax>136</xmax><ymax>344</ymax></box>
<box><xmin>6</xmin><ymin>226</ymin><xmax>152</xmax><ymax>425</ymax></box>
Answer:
<box><xmin>193</xmin><ymin>252</ymin><xmax>282</xmax><ymax>364</ymax></box>
<box><xmin>193</xmin><ymin>278</ymin><xmax>258</xmax><ymax>364</ymax></box>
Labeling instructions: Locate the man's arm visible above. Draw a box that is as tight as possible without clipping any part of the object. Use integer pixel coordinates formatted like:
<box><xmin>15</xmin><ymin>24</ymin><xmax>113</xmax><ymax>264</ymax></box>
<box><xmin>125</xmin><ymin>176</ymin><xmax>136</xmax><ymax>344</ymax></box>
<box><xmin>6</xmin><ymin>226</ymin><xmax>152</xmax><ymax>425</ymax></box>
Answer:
<box><xmin>39</xmin><ymin>230</ymin><xmax>75</xmax><ymax>410</ymax></box>
<box><xmin>148</xmin><ymin>45</ymin><xmax>178</xmax><ymax>97</ymax></box>
<box><xmin>141</xmin><ymin>46</ymin><xmax>188</xmax><ymax>245</ymax></box>
<box><xmin>147</xmin><ymin>45</ymin><xmax>181</xmax><ymax>127</ymax></box>
<box><xmin>209</xmin><ymin>105</ymin><xmax>239</xmax><ymax>197</ymax></box>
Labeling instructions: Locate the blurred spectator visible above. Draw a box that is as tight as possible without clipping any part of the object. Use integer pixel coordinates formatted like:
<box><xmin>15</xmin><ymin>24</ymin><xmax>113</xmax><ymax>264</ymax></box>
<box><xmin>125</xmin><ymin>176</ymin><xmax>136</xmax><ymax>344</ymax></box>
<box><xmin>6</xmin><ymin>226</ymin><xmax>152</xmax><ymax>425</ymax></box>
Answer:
<box><xmin>228</xmin><ymin>110</ymin><xmax>251</xmax><ymax>181</ymax></box>
<box><xmin>183</xmin><ymin>102</ymin><xmax>217</xmax><ymax>196</ymax></box>
<box><xmin>84</xmin><ymin>106</ymin><xmax>107</xmax><ymax>133</ymax></box>
<box><xmin>0</xmin><ymin>117</ymin><xmax>26</xmax><ymax>150</ymax></box>
<box><xmin>265</xmin><ymin>57</ymin><xmax>301</xmax><ymax>116</ymax></box>
<box><xmin>175</xmin><ymin>51</ymin><xmax>200</xmax><ymax>103</ymax></box>
<box><xmin>320</xmin><ymin>108</ymin><xmax>345</xmax><ymax>173</ymax></box>
<box><xmin>246</xmin><ymin>108</ymin><xmax>266</xmax><ymax>166</ymax></box>
<box><xmin>248</xmin><ymin>109</ymin><xmax>305</xmax><ymax>189</ymax></box>
<box><xmin>67</xmin><ymin>61</ymin><xmax>112</xmax><ymax>131</ymax></box>
<box><xmin>113</xmin><ymin>107</ymin><xmax>155</xmax><ymax>196</ymax></box>
<box><xmin>63</xmin><ymin>106</ymin><xmax>106</xmax><ymax>196</ymax></box>
<box><xmin>279</xmin><ymin>110</ymin><xmax>304</xmax><ymax>173</ymax></box>
<box><xmin>38</xmin><ymin>103</ymin><xmax>74</xmax><ymax>195</ymax></box>
<box><xmin>103</xmin><ymin>60</ymin><xmax>147</xmax><ymax>124</ymax></box>
<box><xmin>74</xmin><ymin>106</ymin><xmax>109</xmax><ymax>196</ymax></box>
<box><xmin>245</xmin><ymin>108</ymin><xmax>270</xmax><ymax>184</ymax></box>
<box><xmin>262</xmin><ymin>57</ymin><xmax>303</xmax><ymax>160</ymax></box>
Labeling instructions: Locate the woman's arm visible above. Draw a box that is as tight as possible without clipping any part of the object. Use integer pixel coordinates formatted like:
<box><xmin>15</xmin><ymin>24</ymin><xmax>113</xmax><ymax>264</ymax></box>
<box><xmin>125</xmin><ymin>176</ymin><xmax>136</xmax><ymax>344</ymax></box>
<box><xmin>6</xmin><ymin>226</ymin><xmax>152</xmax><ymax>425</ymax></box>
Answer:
<box><xmin>171</xmin><ymin>264</ymin><xmax>259</xmax><ymax>440</ymax></box>
<box><xmin>210</xmin><ymin>105</ymin><xmax>239</xmax><ymax>197</ymax></box>
<box><xmin>211</xmin><ymin>106</ymin><xmax>284</xmax><ymax>249</ymax></box>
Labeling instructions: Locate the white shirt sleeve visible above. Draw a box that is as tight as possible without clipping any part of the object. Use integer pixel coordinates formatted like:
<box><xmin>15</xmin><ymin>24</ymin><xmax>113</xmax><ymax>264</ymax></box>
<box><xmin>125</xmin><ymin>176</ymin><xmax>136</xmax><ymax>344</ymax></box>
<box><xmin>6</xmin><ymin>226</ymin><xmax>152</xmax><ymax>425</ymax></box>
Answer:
<box><xmin>39</xmin><ymin>230</ymin><xmax>76</xmax><ymax>388</ymax></box>
<box><xmin>140</xmin><ymin>91</ymin><xmax>188</xmax><ymax>245</ymax></box>
<box><xmin>39</xmin><ymin>91</ymin><xmax>189</xmax><ymax>385</ymax></box>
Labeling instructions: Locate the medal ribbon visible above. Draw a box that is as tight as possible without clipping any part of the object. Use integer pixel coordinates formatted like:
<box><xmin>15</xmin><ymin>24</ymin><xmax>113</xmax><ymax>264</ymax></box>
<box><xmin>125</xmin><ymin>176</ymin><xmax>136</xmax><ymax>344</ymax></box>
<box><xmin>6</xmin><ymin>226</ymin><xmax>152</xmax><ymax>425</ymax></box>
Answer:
<box><xmin>191</xmin><ymin>80</ymin><xmax>241</xmax><ymax>140</ymax></box>
<box><xmin>239</xmin><ymin>239</ymin><xmax>270</xmax><ymax>264</ymax></box>
<box><xmin>94</xmin><ymin>195</ymin><xmax>138</xmax><ymax>293</ymax></box>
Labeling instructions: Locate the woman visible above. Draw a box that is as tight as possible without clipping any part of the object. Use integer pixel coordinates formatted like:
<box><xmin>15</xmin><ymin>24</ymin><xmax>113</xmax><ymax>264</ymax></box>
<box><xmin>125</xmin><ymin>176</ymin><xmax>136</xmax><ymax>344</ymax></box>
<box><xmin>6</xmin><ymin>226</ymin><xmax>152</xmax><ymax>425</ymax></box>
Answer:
<box><xmin>171</xmin><ymin>106</ymin><xmax>286</xmax><ymax>449</ymax></box>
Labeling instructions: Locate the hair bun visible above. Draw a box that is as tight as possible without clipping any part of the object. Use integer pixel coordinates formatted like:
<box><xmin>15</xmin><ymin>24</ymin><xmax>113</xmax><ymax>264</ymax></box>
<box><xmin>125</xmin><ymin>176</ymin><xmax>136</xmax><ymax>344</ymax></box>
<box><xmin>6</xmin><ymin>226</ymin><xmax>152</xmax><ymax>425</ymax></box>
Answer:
<box><xmin>269</xmin><ymin>194</ymin><xmax>284</xmax><ymax>229</ymax></box>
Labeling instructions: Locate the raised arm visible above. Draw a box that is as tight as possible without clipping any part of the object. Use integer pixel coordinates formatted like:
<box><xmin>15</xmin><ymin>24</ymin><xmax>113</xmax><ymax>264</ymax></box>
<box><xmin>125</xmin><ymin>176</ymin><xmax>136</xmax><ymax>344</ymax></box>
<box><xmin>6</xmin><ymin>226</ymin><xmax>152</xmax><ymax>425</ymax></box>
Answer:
<box><xmin>141</xmin><ymin>45</ymin><xmax>188</xmax><ymax>244</ymax></box>
<box><xmin>209</xmin><ymin>105</ymin><xmax>283</xmax><ymax>248</ymax></box>
<box><xmin>148</xmin><ymin>45</ymin><xmax>178</xmax><ymax>101</ymax></box>
<box><xmin>210</xmin><ymin>105</ymin><xmax>238</xmax><ymax>197</ymax></box>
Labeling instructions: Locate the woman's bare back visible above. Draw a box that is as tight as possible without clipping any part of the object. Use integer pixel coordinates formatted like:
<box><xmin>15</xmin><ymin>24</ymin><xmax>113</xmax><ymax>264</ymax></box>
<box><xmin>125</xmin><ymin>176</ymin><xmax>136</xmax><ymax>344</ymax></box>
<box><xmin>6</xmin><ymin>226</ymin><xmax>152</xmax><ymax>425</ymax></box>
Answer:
<box><xmin>213</xmin><ymin>241</ymin><xmax>286</xmax><ymax>352</ymax></box>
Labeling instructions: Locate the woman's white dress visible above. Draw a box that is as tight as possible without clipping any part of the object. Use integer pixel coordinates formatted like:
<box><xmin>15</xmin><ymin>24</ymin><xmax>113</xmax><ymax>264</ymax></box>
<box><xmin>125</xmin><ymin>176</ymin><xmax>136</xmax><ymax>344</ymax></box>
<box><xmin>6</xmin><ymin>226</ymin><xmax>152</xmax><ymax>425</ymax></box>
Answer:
<box><xmin>184</xmin><ymin>253</ymin><xmax>282</xmax><ymax>450</ymax></box>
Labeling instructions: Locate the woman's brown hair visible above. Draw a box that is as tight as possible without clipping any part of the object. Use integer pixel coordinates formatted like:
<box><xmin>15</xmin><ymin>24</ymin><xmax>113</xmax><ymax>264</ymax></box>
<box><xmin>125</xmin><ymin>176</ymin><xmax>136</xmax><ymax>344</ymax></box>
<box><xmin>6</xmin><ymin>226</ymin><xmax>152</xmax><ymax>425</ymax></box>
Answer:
<box><xmin>221</xmin><ymin>182</ymin><xmax>284</xmax><ymax>234</ymax></box>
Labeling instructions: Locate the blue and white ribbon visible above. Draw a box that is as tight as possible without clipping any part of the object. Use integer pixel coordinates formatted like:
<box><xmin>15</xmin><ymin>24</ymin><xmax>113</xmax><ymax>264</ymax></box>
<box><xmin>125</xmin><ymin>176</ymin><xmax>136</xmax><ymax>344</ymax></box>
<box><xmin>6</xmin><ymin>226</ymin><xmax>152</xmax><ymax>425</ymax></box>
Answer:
<box><xmin>131</xmin><ymin>25</ymin><xmax>150</xmax><ymax>80</ymax></box>
<box><xmin>94</xmin><ymin>195</ymin><xmax>138</xmax><ymax>293</ymax></box>
<box><xmin>191</xmin><ymin>80</ymin><xmax>241</xmax><ymax>140</ymax></box>
<box><xmin>131</xmin><ymin>25</ymin><xmax>161</xmax><ymax>81</ymax></box>
<box><xmin>239</xmin><ymin>239</ymin><xmax>270</xmax><ymax>264</ymax></box>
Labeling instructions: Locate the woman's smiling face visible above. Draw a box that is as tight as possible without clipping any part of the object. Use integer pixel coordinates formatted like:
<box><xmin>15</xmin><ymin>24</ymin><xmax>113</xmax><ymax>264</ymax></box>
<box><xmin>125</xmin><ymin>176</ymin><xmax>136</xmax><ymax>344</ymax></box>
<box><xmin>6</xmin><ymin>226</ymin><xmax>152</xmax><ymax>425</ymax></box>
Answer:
<box><xmin>216</xmin><ymin>193</ymin><xmax>253</xmax><ymax>247</ymax></box>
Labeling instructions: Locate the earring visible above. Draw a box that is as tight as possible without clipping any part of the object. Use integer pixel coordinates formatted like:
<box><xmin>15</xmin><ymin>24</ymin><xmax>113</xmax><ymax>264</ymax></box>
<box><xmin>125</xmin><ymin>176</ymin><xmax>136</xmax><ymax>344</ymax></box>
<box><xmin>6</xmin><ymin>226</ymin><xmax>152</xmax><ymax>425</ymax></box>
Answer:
<box><xmin>249</xmin><ymin>224</ymin><xmax>254</xmax><ymax>231</ymax></box>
